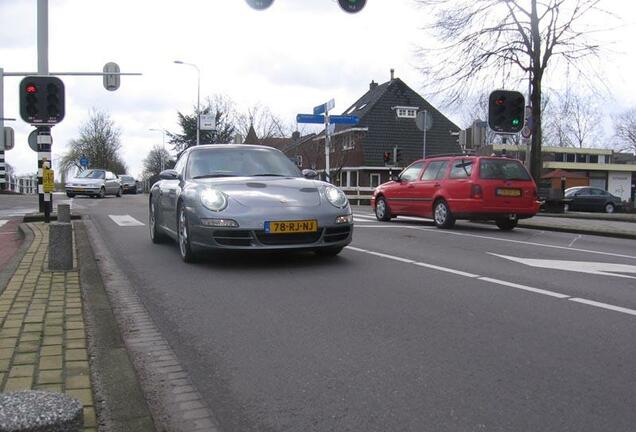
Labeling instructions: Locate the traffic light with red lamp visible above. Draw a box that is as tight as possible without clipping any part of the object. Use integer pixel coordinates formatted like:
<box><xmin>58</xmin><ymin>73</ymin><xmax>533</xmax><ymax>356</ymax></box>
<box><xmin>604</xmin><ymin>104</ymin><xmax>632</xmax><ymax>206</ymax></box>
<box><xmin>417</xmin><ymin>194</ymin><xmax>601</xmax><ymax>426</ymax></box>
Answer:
<box><xmin>19</xmin><ymin>76</ymin><xmax>65</xmax><ymax>126</ymax></box>
<box><xmin>383</xmin><ymin>151</ymin><xmax>391</xmax><ymax>164</ymax></box>
<box><xmin>488</xmin><ymin>90</ymin><xmax>524</xmax><ymax>134</ymax></box>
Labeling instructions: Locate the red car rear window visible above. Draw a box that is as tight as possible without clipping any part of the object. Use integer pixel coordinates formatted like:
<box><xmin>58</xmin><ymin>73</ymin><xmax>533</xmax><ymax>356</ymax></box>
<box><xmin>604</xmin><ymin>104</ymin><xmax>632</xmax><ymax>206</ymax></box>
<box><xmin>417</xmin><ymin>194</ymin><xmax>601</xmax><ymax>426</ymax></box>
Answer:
<box><xmin>479</xmin><ymin>159</ymin><xmax>531</xmax><ymax>181</ymax></box>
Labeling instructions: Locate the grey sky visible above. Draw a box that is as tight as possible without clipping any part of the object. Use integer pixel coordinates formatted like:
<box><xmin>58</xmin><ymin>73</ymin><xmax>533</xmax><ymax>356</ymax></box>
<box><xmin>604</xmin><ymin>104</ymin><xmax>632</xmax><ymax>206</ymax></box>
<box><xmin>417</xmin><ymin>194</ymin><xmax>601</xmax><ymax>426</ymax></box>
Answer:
<box><xmin>1</xmin><ymin>0</ymin><xmax>634</xmax><ymax>177</ymax></box>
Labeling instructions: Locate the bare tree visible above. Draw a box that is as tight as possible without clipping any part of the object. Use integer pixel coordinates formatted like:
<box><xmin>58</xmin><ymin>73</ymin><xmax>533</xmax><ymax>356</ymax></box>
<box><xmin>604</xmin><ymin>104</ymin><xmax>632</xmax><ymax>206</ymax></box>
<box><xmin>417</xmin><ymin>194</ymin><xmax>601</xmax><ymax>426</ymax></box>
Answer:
<box><xmin>415</xmin><ymin>0</ymin><xmax>609</xmax><ymax>180</ymax></box>
<box><xmin>60</xmin><ymin>109</ymin><xmax>127</xmax><ymax>177</ymax></box>
<box><xmin>236</xmin><ymin>103</ymin><xmax>290</xmax><ymax>140</ymax></box>
<box><xmin>612</xmin><ymin>108</ymin><xmax>636</xmax><ymax>154</ymax></box>
<box><xmin>142</xmin><ymin>145</ymin><xmax>174</xmax><ymax>179</ymax></box>
<box><xmin>543</xmin><ymin>90</ymin><xmax>604</xmax><ymax>147</ymax></box>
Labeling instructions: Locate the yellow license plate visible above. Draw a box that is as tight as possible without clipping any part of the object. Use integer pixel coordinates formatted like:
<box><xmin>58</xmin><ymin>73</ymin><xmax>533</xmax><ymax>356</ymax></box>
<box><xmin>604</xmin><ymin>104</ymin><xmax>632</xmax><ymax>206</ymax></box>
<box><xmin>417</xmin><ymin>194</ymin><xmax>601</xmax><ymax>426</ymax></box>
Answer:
<box><xmin>265</xmin><ymin>220</ymin><xmax>317</xmax><ymax>234</ymax></box>
<box><xmin>496</xmin><ymin>188</ymin><xmax>521</xmax><ymax>197</ymax></box>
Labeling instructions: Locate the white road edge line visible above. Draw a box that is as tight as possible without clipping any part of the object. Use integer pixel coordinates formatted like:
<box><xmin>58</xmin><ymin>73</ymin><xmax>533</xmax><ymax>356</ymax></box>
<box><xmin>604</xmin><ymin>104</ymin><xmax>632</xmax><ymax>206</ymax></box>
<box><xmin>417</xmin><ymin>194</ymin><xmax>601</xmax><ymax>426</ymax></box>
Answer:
<box><xmin>477</xmin><ymin>277</ymin><xmax>569</xmax><ymax>299</ymax></box>
<box><xmin>569</xmin><ymin>298</ymin><xmax>636</xmax><ymax>316</ymax></box>
<box><xmin>345</xmin><ymin>245</ymin><xmax>636</xmax><ymax>318</ymax></box>
<box><xmin>568</xmin><ymin>235</ymin><xmax>582</xmax><ymax>248</ymax></box>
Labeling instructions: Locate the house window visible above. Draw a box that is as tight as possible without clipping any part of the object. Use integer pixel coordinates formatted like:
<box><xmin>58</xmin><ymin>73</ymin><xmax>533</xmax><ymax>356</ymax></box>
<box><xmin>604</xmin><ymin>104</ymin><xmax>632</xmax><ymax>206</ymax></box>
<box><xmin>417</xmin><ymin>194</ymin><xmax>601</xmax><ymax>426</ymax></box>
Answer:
<box><xmin>576</xmin><ymin>154</ymin><xmax>587</xmax><ymax>163</ymax></box>
<box><xmin>598</xmin><ymin>155</ymin><xmax>606</xmax><ymax>164</ymax></box>
<box><xmin>554</xmin><ymin>153</ymin><xmax>565</xmax><ymax>162</ymax></box>
<box><xmin>348</xmin><ymin>171</ymin><xmax>358</xmax><ymax>187</ymax></box>
<box><xmin>589</xmin><ymin>154</ymin><xmax>598</xmax><ymax>163</ymax></box>
<box><xmin>342</xmin><ymin>136</ymin><xmax>355</xmax><ymax>151</ymax></box>
<box><xmin>394</xmin><ymin>106</ymin><xmax>418</xmax><ymax>119</ymax></box>
<box><xmin>370</xmin><ymin>173</ymin><xmax>381</xmax><ymax>188</ymax></box>
<box><xmin>566</xmin><ymin>153</ymin><xmax>575</xmax><ymax>163</ymax></box>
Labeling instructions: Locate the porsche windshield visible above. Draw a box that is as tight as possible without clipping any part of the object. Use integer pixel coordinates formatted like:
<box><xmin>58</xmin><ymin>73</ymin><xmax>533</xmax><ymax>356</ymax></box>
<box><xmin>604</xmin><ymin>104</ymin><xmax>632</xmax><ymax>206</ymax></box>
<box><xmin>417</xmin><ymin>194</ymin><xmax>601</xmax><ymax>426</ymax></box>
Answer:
<box><xmin>77</xmin><ymin>170</ymin><xmax>105</xmax><ymax>179</ymax></box>
<box><xmin>187</xmin><ymin>147</ymin><xmax>302</xmax><ymax>179</ymax></box>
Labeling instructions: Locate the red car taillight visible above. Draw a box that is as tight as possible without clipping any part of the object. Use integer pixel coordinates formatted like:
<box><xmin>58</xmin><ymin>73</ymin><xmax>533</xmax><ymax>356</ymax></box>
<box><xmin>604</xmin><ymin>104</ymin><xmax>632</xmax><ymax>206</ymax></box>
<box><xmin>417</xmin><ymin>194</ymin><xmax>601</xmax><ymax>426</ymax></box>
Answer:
<box><xmin>471</xmin><ymin>184</ymin><xmax>483</xmax><ymax>199</ymax></box>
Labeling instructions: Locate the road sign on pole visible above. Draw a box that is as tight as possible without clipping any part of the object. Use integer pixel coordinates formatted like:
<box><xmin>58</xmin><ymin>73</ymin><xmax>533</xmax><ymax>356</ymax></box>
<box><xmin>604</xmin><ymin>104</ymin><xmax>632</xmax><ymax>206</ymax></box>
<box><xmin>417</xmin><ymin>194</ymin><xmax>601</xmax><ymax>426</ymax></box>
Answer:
<box><xmin>296</xmin><ymin>114</ymin><xmax>325</xmax><ymax>124</ymax></box>
<box><xmin>79</xmin><ymin>156</ymin><xmax>89</xmax><ymax>168</ymax></box>
<box><xmin>199</xmin><ymin>114</ymin><xmax>216</xmax><ymax>131</ymax></box>
<box><xmin>328</xmin><ymin>115</ymin><xmax>359</xmax><ymax>125</ymax></box>
<box><xmin>313</xmin><ymin>99</ymin><xmax>335</xmax><ymax>115</ymax></box>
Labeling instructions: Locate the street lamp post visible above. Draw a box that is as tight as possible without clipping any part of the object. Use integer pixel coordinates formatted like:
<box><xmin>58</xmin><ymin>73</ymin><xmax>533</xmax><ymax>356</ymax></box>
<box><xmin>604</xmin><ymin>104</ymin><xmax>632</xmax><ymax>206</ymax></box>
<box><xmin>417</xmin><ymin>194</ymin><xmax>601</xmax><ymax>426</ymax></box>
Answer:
<box><xmin>174</xmin><ymin>60</ymin><xmax>200</xmax><ymax>146</ymax></box>
<box><xmin>149</xmin><ymin>128</ymin><xmax>166</xmax><ymax>172</ymax></box>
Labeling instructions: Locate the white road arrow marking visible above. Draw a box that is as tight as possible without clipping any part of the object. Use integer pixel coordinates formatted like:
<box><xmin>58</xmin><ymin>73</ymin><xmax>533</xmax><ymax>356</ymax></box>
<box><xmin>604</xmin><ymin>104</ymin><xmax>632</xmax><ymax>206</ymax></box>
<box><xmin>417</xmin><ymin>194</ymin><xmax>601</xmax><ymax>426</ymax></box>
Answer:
<box><xmin>490</xmin><ymin>253</ymin><xmax>636</xmax><ymax>280</ymax></box>
<box><xmin>109</xmin><ymin>215</ymin><xmax>145</xmax><ymax>227</ymax></box>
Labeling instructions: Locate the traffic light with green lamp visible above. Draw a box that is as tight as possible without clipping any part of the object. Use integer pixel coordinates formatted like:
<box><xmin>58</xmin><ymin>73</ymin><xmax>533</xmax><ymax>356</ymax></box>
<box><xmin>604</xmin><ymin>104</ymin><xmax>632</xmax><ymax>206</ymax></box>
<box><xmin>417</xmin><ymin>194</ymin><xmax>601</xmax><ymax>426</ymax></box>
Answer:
<box><xmin>19</xmin><ymin>76</ymin><xmax>65</xmax><ymax>126</ymax></box>
<box><xmin>488</xmin><ymin>90</ymin><xmax>524</xmax><ymax>134</ymax></box>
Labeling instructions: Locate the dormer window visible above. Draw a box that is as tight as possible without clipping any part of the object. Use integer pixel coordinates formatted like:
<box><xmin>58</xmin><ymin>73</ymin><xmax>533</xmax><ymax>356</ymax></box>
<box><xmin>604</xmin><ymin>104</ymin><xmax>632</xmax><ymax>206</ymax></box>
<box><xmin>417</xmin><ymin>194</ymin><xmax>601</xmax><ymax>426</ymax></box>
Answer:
<box><xmin>393</xmin><ymin>106</ymin><xmax>418</xmax><ymax>119</ymax></box>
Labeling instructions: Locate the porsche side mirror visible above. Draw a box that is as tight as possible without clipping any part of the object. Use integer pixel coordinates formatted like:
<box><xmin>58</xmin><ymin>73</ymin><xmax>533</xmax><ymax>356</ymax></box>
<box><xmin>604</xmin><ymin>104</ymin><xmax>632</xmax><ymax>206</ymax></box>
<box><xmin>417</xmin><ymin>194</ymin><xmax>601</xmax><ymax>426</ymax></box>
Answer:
<box><xmin>159</xmin><ymin>169</ymin><xmax>179</xmax><ymax>180</ymax></box>
<box><xmin>302</xmin><ymin>169</ymin><xmax>318</xmax><ymax>179</ymax></box>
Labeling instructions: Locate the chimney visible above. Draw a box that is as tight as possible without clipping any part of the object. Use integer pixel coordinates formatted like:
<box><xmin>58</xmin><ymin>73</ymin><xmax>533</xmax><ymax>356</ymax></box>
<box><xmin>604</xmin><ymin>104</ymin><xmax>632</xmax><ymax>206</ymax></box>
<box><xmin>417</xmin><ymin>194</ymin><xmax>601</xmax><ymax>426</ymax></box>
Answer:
<box><xmin>369</xmin><ymin>80</ymin><xmax>378</xmax><ymax>90</ymax></box>
<box><xmin>390</xmin><ymin>68</ymin><xmax>395</xmax><ymax>80</ymax></box>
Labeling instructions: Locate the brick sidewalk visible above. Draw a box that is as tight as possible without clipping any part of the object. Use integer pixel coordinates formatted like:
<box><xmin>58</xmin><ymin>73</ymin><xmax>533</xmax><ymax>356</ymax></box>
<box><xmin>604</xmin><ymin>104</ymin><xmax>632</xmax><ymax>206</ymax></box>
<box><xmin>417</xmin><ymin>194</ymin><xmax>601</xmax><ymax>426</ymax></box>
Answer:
<box><xmin>0</xmin><ymin>223</ymin><xmax>96</xmax><ymax>431</ymax></box>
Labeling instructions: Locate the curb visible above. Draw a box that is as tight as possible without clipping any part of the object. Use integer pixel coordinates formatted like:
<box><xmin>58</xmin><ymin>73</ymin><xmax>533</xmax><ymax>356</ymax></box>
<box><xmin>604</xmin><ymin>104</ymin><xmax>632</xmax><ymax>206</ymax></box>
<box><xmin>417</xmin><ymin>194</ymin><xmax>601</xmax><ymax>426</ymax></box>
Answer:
<box><xmin>0</xmin><ymin>223</ymin><xmax>34</xmax><ymax>296</ymax></box>
<box><xmin>537</xmin><ymin>212</ymin><xmax>636</xmax><ymax>223</ymax></box>
<box><xmin>75</xmin><ymin>220</ymin><xmax>156</xmax><ymax>432</ymax></box>
<box><xmin>517</xmin><ymin>223</ymin><xmax>636</xmax><ymax>240</ymax></box>
<box><xmin>82</xmin><ymin>217</ymin><xmax>220</xmax><ymax>432</ymax></box>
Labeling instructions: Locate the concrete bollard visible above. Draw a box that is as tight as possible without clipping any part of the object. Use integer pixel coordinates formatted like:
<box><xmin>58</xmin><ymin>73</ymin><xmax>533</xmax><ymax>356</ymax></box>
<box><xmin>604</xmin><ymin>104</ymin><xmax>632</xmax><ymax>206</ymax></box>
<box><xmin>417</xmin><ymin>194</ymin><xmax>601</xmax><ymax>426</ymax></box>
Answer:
<box><xmin>57</xmin><ymin>203</ymin><xmax>71</xmax><ymax>223</ymax></box>
<box><xmin>0</xmin><ymin>391</ymin><xmax>83</xmax><ymax>432</ymax></box>
<box><xmin>49</xmin><ymin>222</ymin><xmax>73</xmax><ymax>271</ymax></box>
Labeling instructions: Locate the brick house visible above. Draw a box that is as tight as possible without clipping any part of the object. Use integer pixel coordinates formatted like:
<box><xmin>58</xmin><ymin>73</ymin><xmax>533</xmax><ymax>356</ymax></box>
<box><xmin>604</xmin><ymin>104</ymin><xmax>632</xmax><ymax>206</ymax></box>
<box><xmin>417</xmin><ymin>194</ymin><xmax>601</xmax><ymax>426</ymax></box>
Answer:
<box><xmin>283</xmin><ymin>73</ymin><xmax>461</xmax><ymax>194</ymax></box>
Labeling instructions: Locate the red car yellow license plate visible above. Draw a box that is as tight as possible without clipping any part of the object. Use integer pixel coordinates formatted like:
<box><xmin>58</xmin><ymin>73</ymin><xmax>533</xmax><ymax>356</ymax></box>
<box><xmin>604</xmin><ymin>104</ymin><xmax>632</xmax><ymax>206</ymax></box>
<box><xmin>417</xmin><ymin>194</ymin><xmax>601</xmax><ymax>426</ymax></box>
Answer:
<box><xmin>265</xmin><ymin>220</ymin><xmax>317</xmax><ymax>234</ymax></box>
<box><xmin>496</xmin><ymin>188</ymin><xmax>521</xmax><ymax>197</ymax></box>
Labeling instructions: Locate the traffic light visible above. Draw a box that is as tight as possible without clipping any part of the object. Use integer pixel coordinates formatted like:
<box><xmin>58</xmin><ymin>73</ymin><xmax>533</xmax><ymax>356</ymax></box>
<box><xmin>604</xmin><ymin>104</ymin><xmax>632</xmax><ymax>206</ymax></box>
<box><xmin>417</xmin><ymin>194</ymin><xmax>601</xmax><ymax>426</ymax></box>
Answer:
<box><xmin>19</xmin><ymin>76</ymin><xmax>65</xmax><ymax>126</ymax></box>
<box><xmin>338</xmin><ymin>0</ymin><xmax>366</xmax><ymax>13</ymax></box>
<box><xmin>488</xmin><ymin>90</ymin><xmax>524</xmax><ymax>134</ymax></box>
<box><xmin>245</xmin><ymin>0</ymin><xmax>274</xmax><ymax>10</ymax></box>
<box><xmin>383</xmin><ymin>151</ymin><xmax>391</xmax><ymax>164</ymax></box>
<box><xmin>395</xmin><ymin>147</ymin><xmax>402</xmax><ymax>163</ymax></box>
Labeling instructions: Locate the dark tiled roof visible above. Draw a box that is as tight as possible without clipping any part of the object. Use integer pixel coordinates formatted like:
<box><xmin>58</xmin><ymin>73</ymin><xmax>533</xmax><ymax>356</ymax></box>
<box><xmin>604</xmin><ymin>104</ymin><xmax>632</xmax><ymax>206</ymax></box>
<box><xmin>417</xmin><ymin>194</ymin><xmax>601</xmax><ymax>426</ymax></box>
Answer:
<box><xmin>317</xmin><ymin>78</ymin><xmax>461</xmax><ymax>166</ymax></box>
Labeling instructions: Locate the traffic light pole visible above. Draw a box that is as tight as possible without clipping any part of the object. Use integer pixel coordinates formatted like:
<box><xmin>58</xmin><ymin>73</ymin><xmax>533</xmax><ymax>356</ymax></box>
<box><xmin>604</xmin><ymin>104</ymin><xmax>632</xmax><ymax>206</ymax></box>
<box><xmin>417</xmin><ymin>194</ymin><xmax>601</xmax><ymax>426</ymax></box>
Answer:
<box><xmin>37</xmin><ymin>127</ymin><xmax>52</xmax><ymax>221</ymax></box>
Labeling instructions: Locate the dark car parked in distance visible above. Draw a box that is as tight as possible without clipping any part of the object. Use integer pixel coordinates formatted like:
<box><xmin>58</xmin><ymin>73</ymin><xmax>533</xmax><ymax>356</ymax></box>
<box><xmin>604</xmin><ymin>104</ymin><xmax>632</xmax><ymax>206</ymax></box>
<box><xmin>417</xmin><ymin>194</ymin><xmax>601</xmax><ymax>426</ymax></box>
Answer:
<box><xmin>119</xmin><ymin>175</ymin><xmax>140</xmax><ymax>194</ymax></box>
<box><xmin>564</xmin><ymin>187</ymin><xmax>622</xmax><ymax>213</ymax></box>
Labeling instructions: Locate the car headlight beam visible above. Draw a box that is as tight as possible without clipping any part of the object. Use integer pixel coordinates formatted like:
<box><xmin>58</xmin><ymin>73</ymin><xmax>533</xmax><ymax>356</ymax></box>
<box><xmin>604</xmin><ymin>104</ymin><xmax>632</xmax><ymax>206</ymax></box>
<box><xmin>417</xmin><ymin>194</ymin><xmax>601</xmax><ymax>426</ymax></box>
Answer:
<box><xmin>325</xmin><ymin>186</ymin><xmax>348</xmax><ymax>208</ymax></box>
<box><xmin>200</xmin><ymin>188</ymin><xmax>228</xmax><ymax>212</ymax></box>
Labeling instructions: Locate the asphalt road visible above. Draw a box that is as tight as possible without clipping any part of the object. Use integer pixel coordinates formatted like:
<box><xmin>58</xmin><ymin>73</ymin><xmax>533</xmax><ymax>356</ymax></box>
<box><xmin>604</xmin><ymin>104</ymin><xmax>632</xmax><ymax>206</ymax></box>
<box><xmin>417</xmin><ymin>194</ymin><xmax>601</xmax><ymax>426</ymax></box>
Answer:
<box><xmin>11</xmin><ymin>193</ymin><xmax>636</xmax><ymax>431</ymax></box>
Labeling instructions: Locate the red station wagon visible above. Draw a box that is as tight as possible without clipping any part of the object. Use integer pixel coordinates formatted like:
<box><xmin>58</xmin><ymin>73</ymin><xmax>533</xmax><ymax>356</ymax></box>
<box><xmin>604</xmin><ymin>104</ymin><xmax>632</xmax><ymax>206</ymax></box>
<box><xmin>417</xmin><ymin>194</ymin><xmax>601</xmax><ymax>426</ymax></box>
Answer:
<box><xmin>371</xmin><ymin>156</ymin><xmax>540</xmax><ymax>230</ymax></box>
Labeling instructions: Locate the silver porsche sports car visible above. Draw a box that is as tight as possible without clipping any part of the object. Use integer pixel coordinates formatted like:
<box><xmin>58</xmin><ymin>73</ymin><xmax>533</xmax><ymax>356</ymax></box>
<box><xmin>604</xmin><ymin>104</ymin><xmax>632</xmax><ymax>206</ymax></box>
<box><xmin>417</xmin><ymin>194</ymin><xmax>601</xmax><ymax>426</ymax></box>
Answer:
<box><xmin>149</xmin><ymin>144</ymin><xmax>353</xmax><ymax>262</ymax></box>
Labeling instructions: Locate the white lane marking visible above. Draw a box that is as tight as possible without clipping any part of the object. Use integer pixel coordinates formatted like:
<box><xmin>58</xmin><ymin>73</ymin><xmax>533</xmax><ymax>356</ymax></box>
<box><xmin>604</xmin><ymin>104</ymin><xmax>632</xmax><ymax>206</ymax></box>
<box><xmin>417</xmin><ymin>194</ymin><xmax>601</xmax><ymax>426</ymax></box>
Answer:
<box><xmin>413</xmin><ymin>261</ymin><xmax>480</xmax><ymax>278</ymax></box>
<box><xmin>355</xmin><ymin>225</ymin><xmax>433</xmax><ymax>229</ymax></box>
<box><xmin>477</xmin><ymin>277</ymin><xmax>570</xmax><ymax>299</ymax></box>
<box><xmin>568</xmin><ymin>235</ymin><xmax>582</xmax><ymax>248</ymax></box>
<box><xmin>568</xmin><ymin>298</ymin><xmax>636</xmax><ymax>316</ymax></box>
<box><xmin>108</xmin><ymin>215</ymin><xmax>145</xmax><ymax>227</ymax></box>
<box><xmin>352</xmin><ymin>213</ymin><xmax>377</xmax><ymax>220</ymax></box>
<box><xmin>353</xmin><ymin>217</ymin><xmax>376</xmax><ymax>223</ymax></box>
<box><xmin>346</xmin><ymin>246</ymin><xmax>414</xmax><ymax>263</ymax></box>
<box><xmin>345</xmin><ymin>245</ymin><xmax>636</xmax><ymax>318</ymax></box>
<box><xmin>0</xmin><ymin>220</ymin><xmax>7</xmax><ymax>228</ymax></box>
<box><xmin>489</xmin><ymin>253</ymin><xmax>636</xmax><ymax>280</ymax></box>
<box><xmin>371</xmin><ymin>223</ymin><xmax>636</xmax><ymax>260</ymax></box>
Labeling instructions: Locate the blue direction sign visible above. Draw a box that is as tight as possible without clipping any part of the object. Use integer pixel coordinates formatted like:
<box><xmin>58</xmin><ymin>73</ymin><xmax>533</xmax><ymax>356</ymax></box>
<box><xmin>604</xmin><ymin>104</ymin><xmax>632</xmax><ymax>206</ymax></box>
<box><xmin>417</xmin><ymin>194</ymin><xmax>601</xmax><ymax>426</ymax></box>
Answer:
<box><xmin>297</xmin><ymin>114</ymin><xmax>325</xmax><ymax>124</ymax></box>
<box><xmin>329</xmin><ymin>115</ymin><xmax>359</xmax><ymax>125</ymax></box>
<box><xmin>79</xmin><ymin>156</ymin><xmax>89</xmax><ymax>168</ymax></box>
<box><xmin>313</xmin><ymin>98</ymin><xmax>335</xmax><ymax>115</ymax></box>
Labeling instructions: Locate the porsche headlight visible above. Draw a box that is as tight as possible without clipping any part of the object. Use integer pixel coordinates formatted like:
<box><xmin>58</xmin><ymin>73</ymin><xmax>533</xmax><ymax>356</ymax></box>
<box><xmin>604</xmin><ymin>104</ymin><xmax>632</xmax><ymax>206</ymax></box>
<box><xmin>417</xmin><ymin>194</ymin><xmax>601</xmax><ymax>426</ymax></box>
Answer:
<box><xmin>200</xmin><ymin>189</ymin><xmax>228</xmax><ymax>212</ymax></box>
<box><xmin>325</xmin><ymin>186</ymin><xmax>348</xmax><ymax>208</ymax></box>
